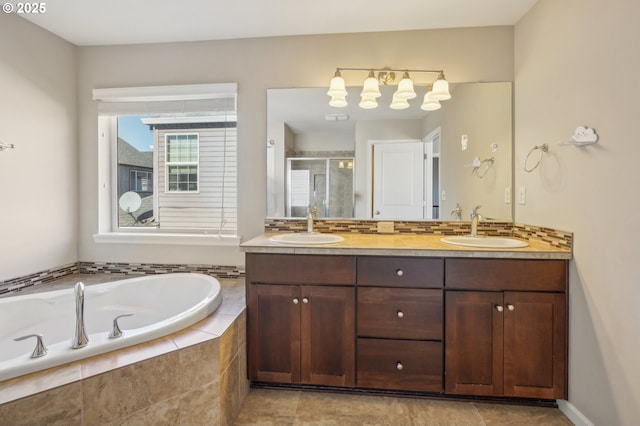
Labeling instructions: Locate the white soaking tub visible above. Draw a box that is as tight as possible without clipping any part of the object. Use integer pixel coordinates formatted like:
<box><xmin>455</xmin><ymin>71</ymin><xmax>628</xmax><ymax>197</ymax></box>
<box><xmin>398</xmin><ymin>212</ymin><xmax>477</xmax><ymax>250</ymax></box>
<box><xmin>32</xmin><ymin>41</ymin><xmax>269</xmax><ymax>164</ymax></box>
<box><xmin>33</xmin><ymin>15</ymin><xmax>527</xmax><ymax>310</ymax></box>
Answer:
<box><xmin>0</xmin><ymin>273</ymin><xmax>222</xmax><ymax>382</ymax></box>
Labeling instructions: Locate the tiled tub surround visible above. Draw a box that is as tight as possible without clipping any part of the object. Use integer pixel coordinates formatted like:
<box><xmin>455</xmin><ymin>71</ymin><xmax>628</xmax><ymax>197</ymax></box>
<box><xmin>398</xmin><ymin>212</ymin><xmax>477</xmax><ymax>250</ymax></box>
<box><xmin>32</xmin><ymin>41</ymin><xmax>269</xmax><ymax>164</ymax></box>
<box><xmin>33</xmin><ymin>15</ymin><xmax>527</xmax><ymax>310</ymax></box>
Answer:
<box><xmin>265</xmin><ymin>219</ymin><xmax>573</xmax><ymax>250</ymax></box>
<box><xmin>0</xmin><ymin>261</ymin><xmax>244</xmax><ymax>296</ymax></box>
<box><xmin>0</xmin><ymin>274</ymin><xmax>248</xmax><ymax>426</ymax></box>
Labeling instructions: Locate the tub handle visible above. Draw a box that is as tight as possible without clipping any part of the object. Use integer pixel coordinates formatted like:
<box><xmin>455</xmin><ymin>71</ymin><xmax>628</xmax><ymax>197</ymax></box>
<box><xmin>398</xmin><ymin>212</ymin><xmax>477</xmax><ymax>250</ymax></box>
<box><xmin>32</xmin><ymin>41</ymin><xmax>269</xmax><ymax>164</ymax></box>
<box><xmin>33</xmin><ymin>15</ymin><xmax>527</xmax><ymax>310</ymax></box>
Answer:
<box><xmin>14</xmin><ymin>333</ymin><xmax>48</xmax><ymax>358</ymax></box>
<box><xmin>109</xmin><ymin>313</ymin><xmax>134</xmax><ymax>339</ymax></box>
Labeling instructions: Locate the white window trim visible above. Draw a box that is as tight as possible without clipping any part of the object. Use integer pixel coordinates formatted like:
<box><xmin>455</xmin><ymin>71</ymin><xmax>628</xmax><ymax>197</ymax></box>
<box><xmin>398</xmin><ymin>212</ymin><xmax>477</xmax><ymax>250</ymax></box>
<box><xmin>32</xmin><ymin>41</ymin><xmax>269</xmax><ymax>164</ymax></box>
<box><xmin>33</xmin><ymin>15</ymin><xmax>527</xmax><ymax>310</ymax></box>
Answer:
<box><xmin>92</xmin><ymin>83</ymin><xmax>240</xmax><ymax>246</ymax></box>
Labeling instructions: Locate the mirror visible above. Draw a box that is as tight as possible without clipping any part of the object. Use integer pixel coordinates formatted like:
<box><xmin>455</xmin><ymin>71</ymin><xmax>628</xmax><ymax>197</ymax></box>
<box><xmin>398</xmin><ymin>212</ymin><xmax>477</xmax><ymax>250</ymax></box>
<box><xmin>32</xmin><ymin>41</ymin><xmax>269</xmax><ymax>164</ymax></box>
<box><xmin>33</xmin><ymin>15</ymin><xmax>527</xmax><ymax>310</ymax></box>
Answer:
<box><xmin>267</xmin><ymin>82</ymin><xmax>512</xmax><ymax>221</ymax></box>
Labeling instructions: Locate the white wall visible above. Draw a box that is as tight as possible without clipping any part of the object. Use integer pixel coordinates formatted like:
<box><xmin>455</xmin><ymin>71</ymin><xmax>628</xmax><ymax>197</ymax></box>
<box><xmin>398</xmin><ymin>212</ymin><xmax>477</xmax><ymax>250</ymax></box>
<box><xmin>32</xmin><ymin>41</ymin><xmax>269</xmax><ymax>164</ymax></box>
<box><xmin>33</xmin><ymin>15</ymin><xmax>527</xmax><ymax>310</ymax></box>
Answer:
<box><xmin>515</xmin><ymin>1</ymin><xmax>640</xmax><ymax>424</ymax></box>
<box><xmin>77</xmin><ymin>27</ymin><xmax>514</xmax><ymax>266</ymax></box>
<box><xmin>0</xmin><ymin>14</ymin><xmax>77</xmax><ymax>281</ymax></box>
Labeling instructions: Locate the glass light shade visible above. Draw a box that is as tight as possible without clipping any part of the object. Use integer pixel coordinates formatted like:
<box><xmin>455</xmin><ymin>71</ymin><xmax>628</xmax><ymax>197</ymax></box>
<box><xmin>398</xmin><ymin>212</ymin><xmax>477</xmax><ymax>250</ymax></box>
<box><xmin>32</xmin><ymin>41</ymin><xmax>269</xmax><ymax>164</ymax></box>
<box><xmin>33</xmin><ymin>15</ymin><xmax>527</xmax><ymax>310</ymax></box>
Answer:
<box><xmin>390</xmin><ymin>93</ymin><xmax>410</xmax><ymax>110</ymax></box>
<box><xmin>360</xmin><ymin>71</ymin><xmax>381</xmax><ymax>98</ymax></box>
<box><xmin>359</xmin><ymin>96</ymin><xmax>378</xmax><ymax>109</ymax></box>
<box><xmin>327</xmin><ymin>71</ymin><xmax>347</xmax><ymax>97</ymax></box>
<box><xmin>420</xmin><ymin>91</ymin><xmax>441</xmax><ymax>111</ymax></box>
<box><xmin>394</xmin><ymin>72</ymin><xmax>416</xmax><ymax>99</ymax></box>
<box><xmin>430</xmin><ymin>73</ymin><xmax>451</xmax><ymax>100</ymax></box>
<box><xmin>329</xmin><ymin>95</ymin><xmax>348</xmax><ymax>108</ymax></box>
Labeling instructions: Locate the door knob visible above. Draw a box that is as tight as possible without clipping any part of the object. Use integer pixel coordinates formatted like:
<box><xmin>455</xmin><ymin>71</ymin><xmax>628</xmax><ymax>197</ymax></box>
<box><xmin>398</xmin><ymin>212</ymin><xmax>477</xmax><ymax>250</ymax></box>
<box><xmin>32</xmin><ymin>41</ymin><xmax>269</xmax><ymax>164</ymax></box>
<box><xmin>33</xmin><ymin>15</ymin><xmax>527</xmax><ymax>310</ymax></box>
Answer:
<box><xmin>302</xmin><ymin>297</ymin><xmax>309</xmax><ymax>304</ymax></box>
<box><xmin>397</xmin><ymin>310</ymin><xmax>404</xmax><ymax>318</ymax></box>
<box><xmin>375</xmin><ymin>210</ymin><xmax>380</xmax><ymax>215</ymax></box>
<box><xmin>495</xmin><ymin>305</ymin><xmax>504</xmax><ymax>312</ymax></box>
<box><xmin>293</xmin><ymin>298</ymin><xmax>299</xmax><ymax>304</ymax></box>
<box><xmin>396</xmin><ymin>362</ymin><xmax>404</xmax><ymax>370</ymax></box>
<box><xmin>506</xmin><ymin>304</ymin><xmax>515</xmax><ymax>311</ymax></box>
<box><xmin>396</xmin><ymin>269</ymin><xmax>404</xmax><ymax>277</ymax></box>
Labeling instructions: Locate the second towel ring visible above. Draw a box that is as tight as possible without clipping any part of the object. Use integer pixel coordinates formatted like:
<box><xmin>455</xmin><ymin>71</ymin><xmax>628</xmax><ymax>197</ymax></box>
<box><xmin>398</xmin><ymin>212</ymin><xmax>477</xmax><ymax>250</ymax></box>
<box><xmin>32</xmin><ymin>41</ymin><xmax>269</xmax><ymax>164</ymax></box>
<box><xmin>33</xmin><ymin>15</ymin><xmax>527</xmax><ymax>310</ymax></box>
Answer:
<box><xmin>524</xmin><ymin>144</ymin><xmax>549</xmax><ymax>172</ymax></box>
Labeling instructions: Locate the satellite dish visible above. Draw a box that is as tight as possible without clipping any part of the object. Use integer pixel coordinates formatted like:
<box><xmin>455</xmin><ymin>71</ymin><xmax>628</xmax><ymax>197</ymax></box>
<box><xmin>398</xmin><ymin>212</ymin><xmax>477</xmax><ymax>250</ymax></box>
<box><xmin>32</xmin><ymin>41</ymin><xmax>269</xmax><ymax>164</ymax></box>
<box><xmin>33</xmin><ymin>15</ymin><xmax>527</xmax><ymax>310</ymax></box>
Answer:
<box><xmin>119</xmin><ymin>191</ymin><xmax>142</xmax><ymax>213</ymax></box>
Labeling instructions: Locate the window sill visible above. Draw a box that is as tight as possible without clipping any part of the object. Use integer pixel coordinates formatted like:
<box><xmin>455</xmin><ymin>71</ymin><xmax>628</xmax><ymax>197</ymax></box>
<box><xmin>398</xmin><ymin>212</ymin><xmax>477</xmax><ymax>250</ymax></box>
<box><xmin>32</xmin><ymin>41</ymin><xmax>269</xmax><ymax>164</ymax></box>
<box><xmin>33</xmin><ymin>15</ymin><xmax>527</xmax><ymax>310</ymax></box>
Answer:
<box><xmin>93</xmin><ymin>232</ymin><xmax>241</xmax><ymax>246</ymax></box>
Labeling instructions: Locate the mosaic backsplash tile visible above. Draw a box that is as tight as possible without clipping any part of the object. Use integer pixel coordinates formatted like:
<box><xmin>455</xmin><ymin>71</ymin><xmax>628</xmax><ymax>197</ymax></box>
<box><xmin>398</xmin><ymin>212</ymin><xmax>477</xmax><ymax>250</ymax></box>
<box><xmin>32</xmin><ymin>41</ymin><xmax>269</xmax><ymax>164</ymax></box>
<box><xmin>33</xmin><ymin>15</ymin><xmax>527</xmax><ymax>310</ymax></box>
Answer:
<box><xmin>1</xmin><ymin>262</ymin><xmax>244</xmax><ymax>296</ymax></box>
<box><xmin>264</xmin><ymin>218</ymin><xmax>572</xmax><ymax>249</ymax></box>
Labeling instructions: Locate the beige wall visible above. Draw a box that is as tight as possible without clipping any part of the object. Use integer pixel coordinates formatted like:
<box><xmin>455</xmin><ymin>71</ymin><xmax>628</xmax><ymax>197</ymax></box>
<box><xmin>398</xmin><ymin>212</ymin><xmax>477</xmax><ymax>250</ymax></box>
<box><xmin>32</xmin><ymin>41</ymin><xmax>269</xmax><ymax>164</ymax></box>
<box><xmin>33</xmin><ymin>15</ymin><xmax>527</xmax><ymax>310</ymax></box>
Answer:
<box><xmin>0</xmin><ymin>14</ymin><xmax>77</xmax><ymax>281</ymax></box>
<box><xmin>77</xmin><ymin>27</ymin><xmax>514</xmax><ymax>265</ymax></box>
<box><xmin>515</xmin><ymin>1</ymin><xmax>640</xmax><ymax>424</ymax></box>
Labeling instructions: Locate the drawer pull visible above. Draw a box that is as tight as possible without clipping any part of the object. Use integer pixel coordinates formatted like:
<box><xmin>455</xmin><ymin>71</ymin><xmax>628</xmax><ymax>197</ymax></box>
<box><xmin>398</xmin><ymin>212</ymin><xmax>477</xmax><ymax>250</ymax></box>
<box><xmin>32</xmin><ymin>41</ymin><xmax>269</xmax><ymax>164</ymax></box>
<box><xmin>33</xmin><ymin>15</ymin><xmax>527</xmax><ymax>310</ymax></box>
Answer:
<box><xmin>396</xmin><ymin>269</ymin><xmax>404</xmax><ymax>277</ymax></box>
<box><xmin>396</xmin><ymin>362</ymin><xmax>404</xmax><ymax>370</ymax></box>
<box><xmin>507</xmin><ymin>304</ymin><xmax>515</xmax><ymax>311</ymax></box>
<box><xmin>293</xmin><ymin>298</ymin><xmax>299</xmax><ymax>304</ymax></box>
<box><xmin>397</xmin><ymin>310</ymin><xmax>404</xmax><ymax>318</ymax></box>
<box><xmin>302</xmin><ymin>297</ymin><xmax>309</xmax><ymax>304</ymax></box>
<box><xmin>495</xmin><ymin>305</ymin><xmax>504</xmax><ymax>312</ymax></box>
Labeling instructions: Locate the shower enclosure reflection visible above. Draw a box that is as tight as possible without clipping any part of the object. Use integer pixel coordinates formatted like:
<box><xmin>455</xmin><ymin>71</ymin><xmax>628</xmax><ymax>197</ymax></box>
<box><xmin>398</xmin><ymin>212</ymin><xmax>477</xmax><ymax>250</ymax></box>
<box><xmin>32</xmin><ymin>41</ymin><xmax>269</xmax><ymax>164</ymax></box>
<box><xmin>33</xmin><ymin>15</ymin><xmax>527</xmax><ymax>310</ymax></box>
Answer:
<box><xmin>287</xmin><ymin>157</ymin><xmax>354</xmax><ymax>218</ymax></box>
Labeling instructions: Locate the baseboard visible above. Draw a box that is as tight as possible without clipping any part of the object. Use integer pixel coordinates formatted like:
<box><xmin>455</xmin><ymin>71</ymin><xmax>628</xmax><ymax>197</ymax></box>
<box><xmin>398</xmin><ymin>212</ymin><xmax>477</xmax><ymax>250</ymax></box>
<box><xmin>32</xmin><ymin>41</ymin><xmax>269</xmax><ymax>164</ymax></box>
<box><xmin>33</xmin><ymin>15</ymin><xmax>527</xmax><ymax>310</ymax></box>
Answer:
<box><xmin>557</xmin><ymin>400</ymin><xmax>594</xmax><ymax>426</ymax></box>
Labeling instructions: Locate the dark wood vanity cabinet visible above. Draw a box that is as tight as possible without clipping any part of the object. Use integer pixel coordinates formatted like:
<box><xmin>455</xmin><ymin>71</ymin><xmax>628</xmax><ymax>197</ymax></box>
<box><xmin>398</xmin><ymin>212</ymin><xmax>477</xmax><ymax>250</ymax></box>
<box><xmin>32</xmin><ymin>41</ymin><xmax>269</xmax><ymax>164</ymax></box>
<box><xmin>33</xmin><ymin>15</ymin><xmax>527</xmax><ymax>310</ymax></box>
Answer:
<box><xmin>356</xmin><ymin>257</ymin><xmax>444</xmax><ymax>392</ymax></box>
<box><xmin>246</xmin><ymin>254</ymin><xmax>356</xmax><ymax>387</ymax></box>
<box><xmin>245</xmin><ymin>252</ymin><xmax>568</xmax><ymax>401</ymax></box>
<box><xmin>444</xmin><ymin>259</ymin><xmax>568</xmax><ymax>399</ymax></box>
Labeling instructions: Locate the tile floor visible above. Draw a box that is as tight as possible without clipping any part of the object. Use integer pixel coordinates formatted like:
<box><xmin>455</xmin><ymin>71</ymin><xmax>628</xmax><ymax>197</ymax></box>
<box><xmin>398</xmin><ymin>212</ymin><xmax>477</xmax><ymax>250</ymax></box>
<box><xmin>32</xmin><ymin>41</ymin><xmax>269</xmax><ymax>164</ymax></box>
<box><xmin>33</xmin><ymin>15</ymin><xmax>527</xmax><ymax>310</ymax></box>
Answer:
<box><xmin>234</xmin><ymin>388</ymin><xmax>573</xmax><ymax>425</ymax></box>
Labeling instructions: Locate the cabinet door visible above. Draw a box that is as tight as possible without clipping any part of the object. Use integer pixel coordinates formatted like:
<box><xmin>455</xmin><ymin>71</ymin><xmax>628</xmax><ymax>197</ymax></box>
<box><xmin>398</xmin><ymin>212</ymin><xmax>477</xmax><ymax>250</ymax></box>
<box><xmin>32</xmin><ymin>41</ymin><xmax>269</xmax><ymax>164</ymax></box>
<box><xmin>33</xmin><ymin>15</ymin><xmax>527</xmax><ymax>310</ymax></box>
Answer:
<box><xmin>503</xmin><ymin>291</ymin><xmax>567</xmax><ymax>399</ymax></box>
<box><xmin>445</xmin><ymin>291</ymin><xmax>504</xmax><ymax>396</ymax></box>
<box><xmin>247</xmin><ymin>284</ymin><xmax>301</xmax><ymax>383</ymax></box>
<box><xmin>301</xmin><ymin>285</ymin><xmax>355</xmax><ymax>387</ymax></box>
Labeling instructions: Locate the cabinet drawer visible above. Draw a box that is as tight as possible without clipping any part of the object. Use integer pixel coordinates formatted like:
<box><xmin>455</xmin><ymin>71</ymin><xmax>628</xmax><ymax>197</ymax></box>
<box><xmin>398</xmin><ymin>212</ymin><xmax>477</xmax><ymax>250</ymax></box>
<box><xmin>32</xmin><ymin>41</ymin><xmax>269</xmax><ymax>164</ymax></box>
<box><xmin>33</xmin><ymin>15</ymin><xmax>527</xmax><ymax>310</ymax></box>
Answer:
<box><xmin>358</xmin><ymin>288</ymin><xmax>443</xmax><ymax>340</ymax></box>
<box><xmin>247</xmin><ymin>253</ymin><xmax>356</xmax><ymax>285</ymax></box>
<box><xmin>357</xmin><ymin>257</ymin><xmax>443</xmax><ymax>288</ymax></box>
<box><xmin>445</xmin><ymin>259</ymin><xmax>567</xmax><ymax>291</ymax></box>
<box><xmin>357</xmin><ymin>338</ymin><xmax>443</xmax><ymax>392</ymax></box>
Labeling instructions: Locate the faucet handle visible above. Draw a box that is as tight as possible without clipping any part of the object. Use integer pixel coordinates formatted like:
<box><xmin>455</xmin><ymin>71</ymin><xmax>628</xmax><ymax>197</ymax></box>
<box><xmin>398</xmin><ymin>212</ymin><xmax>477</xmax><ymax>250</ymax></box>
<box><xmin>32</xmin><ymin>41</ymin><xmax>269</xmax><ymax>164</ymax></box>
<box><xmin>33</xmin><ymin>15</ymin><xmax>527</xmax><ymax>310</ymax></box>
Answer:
<box><xmin>109</xmin><ymin>313</ymin><xmax>134</xmax><ymax>339</ymax></box>
<box><xmin>14</xmin><ymin>333</ymin><xmax>48</xmax><ymax>358</ymax></box>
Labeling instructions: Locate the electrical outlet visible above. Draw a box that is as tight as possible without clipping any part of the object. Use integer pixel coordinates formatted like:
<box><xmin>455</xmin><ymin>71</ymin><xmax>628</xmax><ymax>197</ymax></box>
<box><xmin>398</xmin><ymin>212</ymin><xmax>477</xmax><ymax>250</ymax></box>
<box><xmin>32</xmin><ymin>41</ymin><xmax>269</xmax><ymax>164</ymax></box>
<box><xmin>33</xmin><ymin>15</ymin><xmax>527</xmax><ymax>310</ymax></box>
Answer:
<box><xmin>441</xmin><ymin>190</ymin><xmax>447</xmax><ymax>201</ymax></box>
<box><xmin>377</xmin><ymin>221</ymin><xmax>394</xmax><ymax>233</ymax></box>
<box><xmin>518</xmin><ymin>186</ymin><xmax>526</xmax><ymax>205</ymax></box>
<box><xmin>504</xmin><ymin>187</ymin><xmax>511</xmax><ymax>204</ymax></box>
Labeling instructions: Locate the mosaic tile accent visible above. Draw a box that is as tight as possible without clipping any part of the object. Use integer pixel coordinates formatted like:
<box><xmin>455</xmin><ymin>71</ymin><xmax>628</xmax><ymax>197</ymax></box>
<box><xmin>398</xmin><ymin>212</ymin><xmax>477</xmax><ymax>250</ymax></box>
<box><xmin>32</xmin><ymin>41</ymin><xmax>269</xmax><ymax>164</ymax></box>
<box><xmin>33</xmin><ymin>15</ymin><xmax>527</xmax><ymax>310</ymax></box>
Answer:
<box><xmin>264</xmin><ymin>218</ymin><xmax>573</xmax><ymax>249</ymax></box>
<box><xmin>0</xmin><ymin>263</ymin><xmax>79</xmax><ymax>296</ymax></box>
<box><xmin>1</xmin><ymin>262</ymin><xmax>245</xmax><ymax>296</ymax></box>
<box><xmin>78</xmin><ymin>261</ymin><xmax>244</xmax><ymax>279</ymax></box>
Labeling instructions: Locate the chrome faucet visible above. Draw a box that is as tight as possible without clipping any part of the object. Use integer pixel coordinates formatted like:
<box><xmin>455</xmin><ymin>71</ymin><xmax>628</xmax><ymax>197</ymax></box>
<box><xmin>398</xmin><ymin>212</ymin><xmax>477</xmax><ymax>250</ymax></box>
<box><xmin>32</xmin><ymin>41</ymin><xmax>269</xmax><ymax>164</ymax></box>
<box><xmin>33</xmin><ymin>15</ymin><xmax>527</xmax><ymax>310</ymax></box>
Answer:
<box><xmin>72</xmin><ymin>282</ymin><xmax>89</xmax><ymax>349</ymax></box>
<box><xmin>470</xmin><ymin>205</ymin><xmax>482</xmax><ymax>237</ymax></box>
<box><xmin>307</xmin><ymin>205</ymin><xmax>318</xmax><ymax>233</ymax></box>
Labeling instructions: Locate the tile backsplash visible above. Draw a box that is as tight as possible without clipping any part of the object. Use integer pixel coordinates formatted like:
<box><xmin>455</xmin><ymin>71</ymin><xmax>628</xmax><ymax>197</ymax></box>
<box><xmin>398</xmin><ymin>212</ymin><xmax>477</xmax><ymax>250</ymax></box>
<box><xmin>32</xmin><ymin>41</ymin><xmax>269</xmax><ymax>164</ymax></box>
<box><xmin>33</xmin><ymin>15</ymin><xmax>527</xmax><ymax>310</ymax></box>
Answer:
<box><xmin>264</xmin><ymin>218</ymin><xmax>573</xmax><ymax>249</ymax></box>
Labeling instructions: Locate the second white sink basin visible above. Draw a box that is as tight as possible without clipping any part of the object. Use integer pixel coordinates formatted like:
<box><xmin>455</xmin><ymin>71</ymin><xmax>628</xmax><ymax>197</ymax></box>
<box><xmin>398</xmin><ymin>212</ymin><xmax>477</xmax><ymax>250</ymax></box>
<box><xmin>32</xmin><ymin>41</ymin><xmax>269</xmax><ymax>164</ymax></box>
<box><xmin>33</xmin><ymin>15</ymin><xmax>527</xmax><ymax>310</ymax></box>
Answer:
<box><xmin>440</xmin><ymin>235</ymin><xmax>529</xmax><ymax>248</ymax></box>
<box><xmin>269</xmin><ymin>232</ymin><xmax>345</xmax><ymax>245</ymax></box>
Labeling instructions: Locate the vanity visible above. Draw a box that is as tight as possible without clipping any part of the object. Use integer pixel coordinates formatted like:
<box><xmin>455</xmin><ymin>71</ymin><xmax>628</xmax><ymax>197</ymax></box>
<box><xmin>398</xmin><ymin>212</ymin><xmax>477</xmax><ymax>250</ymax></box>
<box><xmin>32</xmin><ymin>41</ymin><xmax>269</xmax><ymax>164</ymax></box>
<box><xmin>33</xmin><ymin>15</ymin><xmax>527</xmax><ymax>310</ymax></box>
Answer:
<box><xmin>242</xmin><ymin>232</ymin><xmax>571</xmax><ymax>402</ymax></box>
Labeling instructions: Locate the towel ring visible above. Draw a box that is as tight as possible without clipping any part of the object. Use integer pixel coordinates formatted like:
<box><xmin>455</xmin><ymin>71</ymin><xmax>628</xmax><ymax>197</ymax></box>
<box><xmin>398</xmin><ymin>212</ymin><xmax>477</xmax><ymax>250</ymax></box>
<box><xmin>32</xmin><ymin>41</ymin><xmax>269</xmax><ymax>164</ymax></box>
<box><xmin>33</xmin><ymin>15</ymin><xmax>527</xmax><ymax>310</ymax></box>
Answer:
<box><xmin>524</xmin><ymin>144</ymin><xmax>549</xmax><ymax>172</ymax></box>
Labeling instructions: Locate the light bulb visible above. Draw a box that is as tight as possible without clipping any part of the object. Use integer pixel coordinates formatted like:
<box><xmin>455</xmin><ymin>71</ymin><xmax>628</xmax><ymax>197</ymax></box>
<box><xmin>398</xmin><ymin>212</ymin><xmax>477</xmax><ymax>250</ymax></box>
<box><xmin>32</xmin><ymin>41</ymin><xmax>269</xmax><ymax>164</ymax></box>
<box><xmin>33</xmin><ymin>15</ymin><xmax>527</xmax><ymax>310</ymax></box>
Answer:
<box><xmin>394</xmin><ymin>72</ymin><xmax>416</xmax><ymax>99</ymax></box>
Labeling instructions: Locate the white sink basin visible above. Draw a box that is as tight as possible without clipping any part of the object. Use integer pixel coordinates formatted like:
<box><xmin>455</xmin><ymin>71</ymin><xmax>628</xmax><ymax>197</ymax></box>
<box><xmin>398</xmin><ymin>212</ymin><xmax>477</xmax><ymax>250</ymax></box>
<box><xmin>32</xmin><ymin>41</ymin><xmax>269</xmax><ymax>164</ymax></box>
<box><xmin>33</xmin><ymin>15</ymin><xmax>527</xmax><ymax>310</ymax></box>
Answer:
<box><xmin>269</xmin><ymin>233</ymin><xmax>345</xmax><ymax>245</ymax></box>
<box><xmin>440</xmin><ymin>235</ymin><xmax>529</xmax><ymax>248</ymax></box>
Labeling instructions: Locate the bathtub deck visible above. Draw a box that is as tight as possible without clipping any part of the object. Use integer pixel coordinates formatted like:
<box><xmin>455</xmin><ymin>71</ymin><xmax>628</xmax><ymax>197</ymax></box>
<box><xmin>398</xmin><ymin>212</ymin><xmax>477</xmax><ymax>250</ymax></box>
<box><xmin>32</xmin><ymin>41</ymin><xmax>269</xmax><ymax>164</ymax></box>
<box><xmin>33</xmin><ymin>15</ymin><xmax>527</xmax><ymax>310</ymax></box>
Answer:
<box><xmin>0</xmin><ymin>273</ymin><xmax>247</xmax><ymax>424</ymax></box>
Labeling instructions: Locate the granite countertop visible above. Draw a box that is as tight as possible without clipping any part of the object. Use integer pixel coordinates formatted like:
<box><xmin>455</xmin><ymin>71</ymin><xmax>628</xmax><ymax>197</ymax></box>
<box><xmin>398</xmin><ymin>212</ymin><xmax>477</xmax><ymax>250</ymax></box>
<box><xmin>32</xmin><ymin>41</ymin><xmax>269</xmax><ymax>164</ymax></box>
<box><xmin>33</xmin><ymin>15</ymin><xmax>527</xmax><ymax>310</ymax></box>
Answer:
<box><xmin>241</xmin><ymin>232</ymin><xmax>572</xmax><ymax>260</ymax></box>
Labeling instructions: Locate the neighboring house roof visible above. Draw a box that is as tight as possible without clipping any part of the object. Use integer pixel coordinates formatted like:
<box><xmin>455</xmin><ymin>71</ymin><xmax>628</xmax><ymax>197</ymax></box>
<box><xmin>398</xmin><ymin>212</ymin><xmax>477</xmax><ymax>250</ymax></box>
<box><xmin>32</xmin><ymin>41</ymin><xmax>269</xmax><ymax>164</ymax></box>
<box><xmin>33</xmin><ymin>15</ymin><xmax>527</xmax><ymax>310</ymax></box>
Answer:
<box><xmin>118</xmin><ymin>137</ymin><xmax>153</xmax><ymax>168</ymax></box>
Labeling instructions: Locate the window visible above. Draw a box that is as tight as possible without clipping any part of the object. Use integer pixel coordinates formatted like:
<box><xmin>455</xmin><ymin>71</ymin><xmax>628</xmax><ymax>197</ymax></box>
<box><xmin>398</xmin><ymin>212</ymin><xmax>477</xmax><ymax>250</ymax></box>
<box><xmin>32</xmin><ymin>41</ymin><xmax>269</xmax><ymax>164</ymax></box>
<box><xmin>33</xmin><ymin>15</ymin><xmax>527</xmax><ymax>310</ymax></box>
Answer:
<box><xmin>166</xmin><ymin>134</ymin><xmax>199</xmax><ymax>192</ymax></box>
<box><xmin>93</xmin><ymin>84</ymin><xmax>238</xmax><ymax>243</ymax></box>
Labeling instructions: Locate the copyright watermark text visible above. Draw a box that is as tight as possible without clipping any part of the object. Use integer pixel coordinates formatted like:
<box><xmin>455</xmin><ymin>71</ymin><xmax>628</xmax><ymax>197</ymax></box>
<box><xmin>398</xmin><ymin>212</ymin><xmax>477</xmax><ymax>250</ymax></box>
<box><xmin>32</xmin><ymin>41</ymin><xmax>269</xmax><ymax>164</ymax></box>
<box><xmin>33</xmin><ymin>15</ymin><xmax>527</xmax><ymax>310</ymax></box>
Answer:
<box><xmin>2</xmin><ymin>2</ymin><xmax>47</xmax><ymax>13</ymax></box>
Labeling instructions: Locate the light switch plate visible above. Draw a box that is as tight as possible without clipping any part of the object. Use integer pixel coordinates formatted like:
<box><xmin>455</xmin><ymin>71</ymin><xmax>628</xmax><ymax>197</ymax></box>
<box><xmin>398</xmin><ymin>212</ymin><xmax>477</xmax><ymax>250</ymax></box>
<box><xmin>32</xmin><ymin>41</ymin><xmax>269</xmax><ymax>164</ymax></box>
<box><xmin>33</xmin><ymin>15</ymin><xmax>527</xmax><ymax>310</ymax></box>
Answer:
<box><xmin>377</xmin><ymin>221</ymin><xmax>395</xmax><ymax>233</ymax></box>
<box><xmin>518</xmin><ymin>186</ymin><xmax>526</xmax><ymax>205</ymax></box>
<box><xmin>504</xmin><ymin>187</ymin><xmax>511</xmax><ymax>204</ymax></box>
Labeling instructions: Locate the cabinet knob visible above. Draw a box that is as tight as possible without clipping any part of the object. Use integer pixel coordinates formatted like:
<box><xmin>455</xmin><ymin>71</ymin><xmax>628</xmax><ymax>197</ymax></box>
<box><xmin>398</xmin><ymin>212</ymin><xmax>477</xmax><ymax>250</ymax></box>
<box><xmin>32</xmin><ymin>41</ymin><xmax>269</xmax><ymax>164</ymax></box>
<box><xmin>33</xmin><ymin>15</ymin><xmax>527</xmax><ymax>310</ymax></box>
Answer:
<box><xmin>293</xmin><ymin>298</ymin><xmax>299</xmax><ymax>304</ymax></box>
<box><xmin>302</xmin><ymin>297</ymin><xmax>309</xmax><ymax>304</ymax></box>
<box><xmin>396</xmin><ymin>362</ymin><xmax>404</xmax><ymax>371</ymax></box>
<box><xmin>495</xmin><ymin>305</ymin><xmax>504</xmax><ymax>312</ymax></box>
<box><xmin>507</xmin><ymin>304</ymin><xmax>515</xmax><ymax>311</ymax></box>
<box><xmin>397</xmin><ymin>310</ymin><xmax>404</xmax><ymax>318</ymax></box>
<box><xmin>396</xmin><ymin>269</ymin><xmax>404</xmax><ymax>277</ymax></box>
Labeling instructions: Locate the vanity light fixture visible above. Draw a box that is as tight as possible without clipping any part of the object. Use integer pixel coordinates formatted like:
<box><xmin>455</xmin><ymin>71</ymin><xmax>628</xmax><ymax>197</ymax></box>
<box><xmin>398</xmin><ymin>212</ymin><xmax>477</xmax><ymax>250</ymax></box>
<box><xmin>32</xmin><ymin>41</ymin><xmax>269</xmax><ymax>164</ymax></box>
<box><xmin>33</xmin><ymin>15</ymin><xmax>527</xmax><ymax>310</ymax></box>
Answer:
<box><xmin>327</xmin><ymin>67</ymin><xmax>451</xmax><ymax>110</ymax></box>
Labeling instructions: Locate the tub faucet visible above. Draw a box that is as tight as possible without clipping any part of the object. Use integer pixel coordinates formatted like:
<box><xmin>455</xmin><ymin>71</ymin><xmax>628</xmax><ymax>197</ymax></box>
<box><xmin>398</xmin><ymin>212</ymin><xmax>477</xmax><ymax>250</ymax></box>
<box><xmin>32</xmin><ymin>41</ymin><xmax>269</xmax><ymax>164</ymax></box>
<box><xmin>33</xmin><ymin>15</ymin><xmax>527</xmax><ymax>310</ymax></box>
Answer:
<box><xmin>72</xmin><ymin>282</ymin><xmax>89</xmax><ymax>349</ymax></box>
<box><xmin>307</xmin><ymin>205</ymin><xmax>318</xmax><ymax>233</ymax></box>
<box><xmin>470</xmin><ymin>205</ymin><xmax>482</xmax><ymax>237</ymax></box>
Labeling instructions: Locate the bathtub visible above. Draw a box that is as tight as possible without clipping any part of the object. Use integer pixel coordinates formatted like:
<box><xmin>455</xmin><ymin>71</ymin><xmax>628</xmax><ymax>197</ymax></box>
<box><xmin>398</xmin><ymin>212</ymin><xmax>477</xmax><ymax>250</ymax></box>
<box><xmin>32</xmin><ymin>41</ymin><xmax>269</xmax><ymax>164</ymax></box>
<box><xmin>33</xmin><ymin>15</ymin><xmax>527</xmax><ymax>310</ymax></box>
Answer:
<box><xmin>0</xmin><ymin>273</ymin><xmax>222</xmax><ymax>382</ymax></box>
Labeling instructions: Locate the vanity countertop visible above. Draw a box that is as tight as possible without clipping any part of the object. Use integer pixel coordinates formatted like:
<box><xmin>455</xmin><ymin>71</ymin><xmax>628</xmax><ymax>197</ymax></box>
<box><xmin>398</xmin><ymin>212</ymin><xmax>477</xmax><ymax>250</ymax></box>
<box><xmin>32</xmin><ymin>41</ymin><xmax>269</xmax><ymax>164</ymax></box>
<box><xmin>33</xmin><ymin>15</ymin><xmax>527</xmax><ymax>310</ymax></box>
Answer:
<box><xmin>241</xmin><ymin>232</ymin><xmax>572</xmax><ymax>260</ymax></box>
